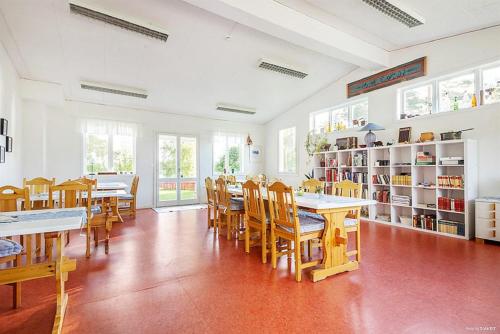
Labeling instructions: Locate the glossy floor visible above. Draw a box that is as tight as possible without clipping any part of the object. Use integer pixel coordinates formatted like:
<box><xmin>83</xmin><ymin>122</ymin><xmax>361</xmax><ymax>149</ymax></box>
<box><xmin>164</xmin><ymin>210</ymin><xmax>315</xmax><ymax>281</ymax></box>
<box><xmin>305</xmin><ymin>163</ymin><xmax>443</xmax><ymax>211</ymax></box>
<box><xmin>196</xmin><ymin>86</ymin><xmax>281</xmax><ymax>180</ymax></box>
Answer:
<box><xmin>1</xmin><ymin>209</ymin><xmax>499</xmax><ymax>333</ymax></box>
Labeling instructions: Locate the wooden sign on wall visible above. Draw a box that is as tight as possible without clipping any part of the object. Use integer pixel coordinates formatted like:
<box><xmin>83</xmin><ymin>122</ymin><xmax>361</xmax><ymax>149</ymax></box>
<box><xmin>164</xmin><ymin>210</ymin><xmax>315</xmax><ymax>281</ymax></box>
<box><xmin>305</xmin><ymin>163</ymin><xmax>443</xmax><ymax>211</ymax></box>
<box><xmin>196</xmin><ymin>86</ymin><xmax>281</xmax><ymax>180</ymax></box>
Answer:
<box><xmin>347</xmin><ymin>57</ymin><xmax>426</xmax><ymax>98</ymax></box>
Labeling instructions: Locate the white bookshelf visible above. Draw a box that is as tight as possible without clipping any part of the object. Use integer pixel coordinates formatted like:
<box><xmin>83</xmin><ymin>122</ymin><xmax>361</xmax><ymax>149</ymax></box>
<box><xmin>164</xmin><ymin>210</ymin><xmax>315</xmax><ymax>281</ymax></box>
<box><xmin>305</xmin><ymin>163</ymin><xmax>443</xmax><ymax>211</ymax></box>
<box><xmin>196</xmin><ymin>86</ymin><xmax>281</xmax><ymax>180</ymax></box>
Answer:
<box><xmin>312</xmin><ymin>139</ymin><xmax>477</xmax><ymax>239</ymax></box>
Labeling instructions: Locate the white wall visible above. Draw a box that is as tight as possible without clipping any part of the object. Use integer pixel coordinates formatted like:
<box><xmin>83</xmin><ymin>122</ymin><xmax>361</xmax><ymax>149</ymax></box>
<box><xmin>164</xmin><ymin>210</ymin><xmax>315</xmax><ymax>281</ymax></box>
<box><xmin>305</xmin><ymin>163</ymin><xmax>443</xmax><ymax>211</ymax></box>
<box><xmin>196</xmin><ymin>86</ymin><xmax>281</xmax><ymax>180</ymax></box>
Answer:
<box><xmin>22</xmin><ymin>100</ymin><xmax>265</xmax><ymax>208</ymax></box>
<box><xmin>0</xmin><ymin>43</ymin><xmax>22</xmax><ymax>185</ymax></box>
<box><xmin>265</xmin><ymin>26</ymin><xmax>500</xmax><ymax>197</ymax></box>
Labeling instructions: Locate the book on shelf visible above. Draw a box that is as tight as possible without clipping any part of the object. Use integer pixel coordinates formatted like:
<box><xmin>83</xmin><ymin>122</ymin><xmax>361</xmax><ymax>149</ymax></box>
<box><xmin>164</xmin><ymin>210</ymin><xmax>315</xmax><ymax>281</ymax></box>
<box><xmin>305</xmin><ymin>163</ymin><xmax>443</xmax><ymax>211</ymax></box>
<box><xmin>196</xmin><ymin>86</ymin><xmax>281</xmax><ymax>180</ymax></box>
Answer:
<box><xmin>392</xmin><ymin>174</ymin><xmax>411</xmax><ymax>186</ymax></box>
<box><xmin>353</xmin><ymin>151</ymin><xmax>368</xmax><ymax>167</ymax></box>
<box><xmin>326</xmin><ymin>169</ymin><xmax>339</xmax><ymax>183</ymax></box>
<box><xmin>353</xmin><ymin>172</ymin><xmax>368</xmax><ymax>184</ymax></box>
<box><xmin>372</xmin><ymin>174</ymin><xmax>390</xmax><ymax>185</ymax></box>
<box><xmin>341</xmin><ymin>170</ymin><xmax>352</xmax><ymax>181</ymax></box>
<box><xmin>373</xmin><ymin>190</ymin><xmax>390</xmax><ymax>203</ymax></box>
<box><xmin>413</xmin><ymin>214</ymin><xmax>436</xmax><ymax>231</ymax></box>
<box><xmin>438</xmin><ymin>219</ymin><xmax>465</xmax><ymax>236</ymax></box>
<box><xmin>392</xmin><ymin>195</ymin><xmax>411</xmax><ymax>206</ymax></box>
<box><xmin>440</xmin><ymin>157</ymin><xmax>464</xmax><ymax>165</ymax></box>
<box><xmin>438</xmin><ymin>175</ymin><xmax>464</xmax><ymax>188</ymax></box>
<box><xmin>438</xmin><ymin>197</ymin><xmax>465</xmax><ymax>212</ymax></box>
<box><xmin>415</xmin><ymin>151</ymin><xmax>436</xmax><ymax>165</ymax></box>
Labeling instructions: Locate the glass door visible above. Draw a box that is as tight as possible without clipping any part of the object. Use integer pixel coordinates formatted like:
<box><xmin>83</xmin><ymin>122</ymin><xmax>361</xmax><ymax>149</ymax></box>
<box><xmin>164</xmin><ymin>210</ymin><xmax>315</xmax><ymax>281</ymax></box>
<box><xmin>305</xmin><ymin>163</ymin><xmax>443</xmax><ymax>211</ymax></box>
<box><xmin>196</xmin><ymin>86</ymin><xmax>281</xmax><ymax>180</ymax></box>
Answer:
<box><xmin>157</xmin><ymin>134</ymin><xmax>199</xmax><ymax>207</ymax></box>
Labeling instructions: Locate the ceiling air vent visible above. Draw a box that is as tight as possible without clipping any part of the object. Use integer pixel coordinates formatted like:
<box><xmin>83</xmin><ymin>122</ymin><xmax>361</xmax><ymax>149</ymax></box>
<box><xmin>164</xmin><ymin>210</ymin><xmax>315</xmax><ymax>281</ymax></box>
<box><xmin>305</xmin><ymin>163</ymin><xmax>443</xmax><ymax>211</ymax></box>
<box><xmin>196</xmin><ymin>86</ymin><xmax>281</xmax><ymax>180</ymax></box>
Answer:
<box><xmin>69</xmin><ymin>1</ymin><xmax>169</xmax><ymax>41</ymax></box>
<box><xmin>361</xmin><ymin>0</ymin><xmax>425</xmax><ymax>28</ymax></box>
<box><xmin>216</xmin><ymin>104</ymin><xmax>256</xmax><ymax>115</ymax></box>
<box><xmin>81</xmin><ymin>81</ymin><xmax>148</xmax><ymax>99</ymax></box>
<box><xmin>258</xmin><ymin>59</ymin><xmax>308</xmax><ymax>79</ymax></box>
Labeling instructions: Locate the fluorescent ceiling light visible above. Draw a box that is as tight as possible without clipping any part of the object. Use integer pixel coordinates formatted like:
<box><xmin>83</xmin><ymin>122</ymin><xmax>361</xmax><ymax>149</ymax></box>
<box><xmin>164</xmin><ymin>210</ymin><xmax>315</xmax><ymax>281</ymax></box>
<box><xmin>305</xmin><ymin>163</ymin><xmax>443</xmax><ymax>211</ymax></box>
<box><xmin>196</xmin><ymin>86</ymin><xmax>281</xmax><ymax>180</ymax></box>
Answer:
<box><xmin>362</xmin><ymin>0</ymin><xmax>425</xmax><ymax>28</ymax></box>
<box><xmin>216</xmin><ymin>104</ymin><xmax>256</xmax><ymax>115</ymax></box>
<box><xmin>258</xmin><ymin>58</ymin><xmax>308</xmax><ymax>79</ymax></box>
<box><xmin>80</xmin><ymin>81</ymin><xmax>148</xmax><ymax>99</ymax></box>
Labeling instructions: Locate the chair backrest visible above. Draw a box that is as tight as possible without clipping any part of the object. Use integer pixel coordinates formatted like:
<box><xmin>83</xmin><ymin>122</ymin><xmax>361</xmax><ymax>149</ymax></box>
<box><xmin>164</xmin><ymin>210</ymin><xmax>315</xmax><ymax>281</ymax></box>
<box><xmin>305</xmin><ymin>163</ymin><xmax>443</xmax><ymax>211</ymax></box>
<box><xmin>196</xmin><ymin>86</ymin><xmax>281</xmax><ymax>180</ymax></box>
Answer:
<box><xmin>334</xmin><ymin>180</ymin><xmax>362</xmax><ymax>198</ymax></box>
<box><xmin>49</xmin><ymin>181</ymin><xmax>91</xmax><ymax>217</ymax></box>
<box><xmin>73</xmin><ymin>177</ymin><xmax>97</xmax><ymax>190</ymax></box>
<box><xmin>0</xmin><ymin>186</ymin><xmax>31</xmax><ymax>212</ymax></box>
<box><xmin>23</xmin><ymin>177</ymin><xmax>55</xmax><ymax>195</ymax></box>
<box><xmin>302</xmin><ymin>178</ymin><xmax>325</xmax><ymax>193</ymax></box>
<box><xmin>258</xmin><ymin>174</ymin><xmax>267</xmax><ymax>184</ymax></box>
<box><xmin>215</xmin><ymin>176</ymin><xmax>230</xmax><ymax>208</ymax></box>
<box><xmin>226</xmin><ymin>175</ymin><xmax>237</xmax><ymax>185</ymax></box>
<box><xmin>130</xmin><ymin>176</ymin><xmax>139</xmax><ymax>196</ymax></box>
<box><xmin>205</xmin><ymin>177</ymin><xmax>215</xmax><ymax>205</ymax></box>
<box><xmin>267</xmin><ymin>181</ymin><xmax>298</xmax><ymax>234</ymax></box>
<box><xmin>242</xmin><ymin>180</ymin><xmax>266</xmax><ymax>224</ymax></box>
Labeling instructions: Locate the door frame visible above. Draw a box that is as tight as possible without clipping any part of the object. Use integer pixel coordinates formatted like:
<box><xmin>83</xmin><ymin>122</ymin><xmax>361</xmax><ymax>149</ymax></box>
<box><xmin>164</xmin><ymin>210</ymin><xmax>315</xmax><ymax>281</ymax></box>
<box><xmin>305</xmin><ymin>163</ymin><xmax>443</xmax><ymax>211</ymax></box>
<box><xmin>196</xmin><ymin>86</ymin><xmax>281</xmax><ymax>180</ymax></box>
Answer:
<box><xmin>155</xmin><ymin>132</ymin><xmax>200</xmax><ymax>207</ymax></box>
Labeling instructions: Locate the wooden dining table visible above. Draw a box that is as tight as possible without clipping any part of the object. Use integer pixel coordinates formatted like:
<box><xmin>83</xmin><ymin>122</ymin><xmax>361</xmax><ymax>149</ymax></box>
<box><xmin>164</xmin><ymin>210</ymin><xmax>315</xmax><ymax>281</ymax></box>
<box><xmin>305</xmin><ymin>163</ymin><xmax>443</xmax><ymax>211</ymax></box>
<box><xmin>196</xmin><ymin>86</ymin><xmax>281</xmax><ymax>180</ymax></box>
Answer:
<box><xmin>0</xmin><ymin>207</ymin><xmax>86</xmax><ymax>334</ymax></box>
<box><xmin>29</xmin><ymin>190</ymin><xmax>128</xmax><ymax>223</ymax></box>
<box><xmin>96</xmin><ymin>182</ymin><xmax>128</xmax><ymax>191</ymax></box>
<box><xmin>227</xmin><ymin>186</ymin><xmax>375</xmax><ymax>282</ymax></box>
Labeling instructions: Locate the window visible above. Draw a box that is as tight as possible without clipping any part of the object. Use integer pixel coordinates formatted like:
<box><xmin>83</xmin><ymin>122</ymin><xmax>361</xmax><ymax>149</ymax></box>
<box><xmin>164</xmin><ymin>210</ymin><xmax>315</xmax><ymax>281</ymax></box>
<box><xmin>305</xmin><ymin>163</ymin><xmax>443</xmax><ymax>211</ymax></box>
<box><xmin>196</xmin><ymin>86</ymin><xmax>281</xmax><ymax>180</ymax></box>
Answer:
<box><xmin>482</xmin><ymin>65</ymin><xmax>500</xmax><ymax>105</ymax></box>
<box><xmin>213</xmin><ymin>134</ymin><xmax>243</xmax><ymax>174</ymax></box>
<box><xmin>399</xmin><ymin>60</ymin><xmax>500</xmax><ymax>119</ymax></box>
<box><xmin>310</xmin><ymin>99</ymin><xmax>368</xmax><ymax>133</ymax></box>
<box><xmin>401</xmin><ymin>84</ymin><xmax>433</xmax><ymax>118</ymax></box>
<box><xmin>438</xmin><ymin>73</ymin><xmax>475</xmax><ymax>112</ymax></box>
<box><xmin>82</xmin><ymin>119</ymin><xmax>137</xmax><ymax>174</ymax></box>
<box><xmin>278</xmin><ymin>127</ymin><xmax>296</xmax><ymax>174</ymax></box>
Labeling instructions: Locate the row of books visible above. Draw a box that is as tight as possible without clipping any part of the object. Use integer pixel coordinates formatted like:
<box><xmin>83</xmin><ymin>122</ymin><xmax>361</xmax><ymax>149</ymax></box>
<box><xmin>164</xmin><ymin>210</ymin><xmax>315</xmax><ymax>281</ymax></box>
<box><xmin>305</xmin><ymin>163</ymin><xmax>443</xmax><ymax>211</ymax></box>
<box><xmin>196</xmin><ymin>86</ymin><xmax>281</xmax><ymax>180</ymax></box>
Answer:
<box><xmin>413</xmin><ymin>214</ymin><xmax>437</xmax><ymax>231</ymax></box>
<box><xmin>437</xmin><ymin>175</ymin><xmax>464</xmax><ymax>188</ymax></box>
<box><xmin>438</xmin><ymin>197</ymin><xmax>465</xmax><ymax>212</ymax></box>
<box><xmin>325</xmin><ymin>169</ymin><xmax>339</xmax><ymax>183</ymax></box>
<box><xmin>353</xmin><ymin>172</ymin><xmax>368</xmax><ymax>184</ymax></box>
<box><xmin>342</xmin><ymin>170</ymin><xmax>352</xmax><ymax>181</ymax></box>
<box><xmin>352</xmin><ymin>152</ymin><xmax>368</xmax><ymax>167</ymax></box>
<box><xmin>415</xmin><ymin>151</ymin><xmax>436</xmax><ymax>165</ymax></box>
<box><xmin>372</xmin><ymin>174</ymin><xmax>390</xmax><ymax>185</ymax></box>
<box><xmin>392</xmin><ymin>174</ymin><xmax>411</xmax><ymax>186</ymax></box>
<box><xmin>392</xmin><ymin>195</ymin><xmax>411</xmax><ymax>206</ymax></box>
<box><xmin>440</xmin><ymin>157</ymin><xmax>464</xmax><ymax>165</ymax></box>
<box><xmin>373</xmin><ymin>190</ymin><xmax>390</xmax><ymax>203</ymax></box>
<box><xmin>438</xmin><ymin>219</ymin><xmax>465</xmax><ymax>236</ymax></box>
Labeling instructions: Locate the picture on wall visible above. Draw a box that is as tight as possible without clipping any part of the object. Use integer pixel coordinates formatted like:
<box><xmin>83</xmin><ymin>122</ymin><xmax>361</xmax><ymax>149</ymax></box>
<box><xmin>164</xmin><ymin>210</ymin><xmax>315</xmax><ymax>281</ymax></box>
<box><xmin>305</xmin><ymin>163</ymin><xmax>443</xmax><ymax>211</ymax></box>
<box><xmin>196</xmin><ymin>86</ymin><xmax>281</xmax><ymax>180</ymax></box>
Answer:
<box><xmin>6</xmin><ymin>136</ymin><xmax>12</xmax><ymax>152</ymax></box>
<box><xmin>398</xmin><ymin>127</ymin><xmax>412</xmax><ymax>144</ymax></box>
<box><xmin>250</xmin><ymin>145</ymin><xmax>262</xmax><ymax>163</ymax></box>
<box><xmin>0</xmin><ymin>146</ymin><xmax>5</xmax><ymax>163</ymax></box>
<box><xmin>0</xmin><ymin>118</ymin><xmax>7</xmax><ymax>136</ymax></box>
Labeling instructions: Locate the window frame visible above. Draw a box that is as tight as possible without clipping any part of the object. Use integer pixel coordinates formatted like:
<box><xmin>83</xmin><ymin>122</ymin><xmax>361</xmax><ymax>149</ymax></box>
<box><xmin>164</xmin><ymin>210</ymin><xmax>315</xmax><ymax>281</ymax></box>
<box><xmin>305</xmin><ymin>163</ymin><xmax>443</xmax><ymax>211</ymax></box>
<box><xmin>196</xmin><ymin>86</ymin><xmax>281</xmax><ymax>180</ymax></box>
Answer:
<box><xmin>309</xmin><ymin>98</ymin><xmax>369</xmax><ymax>133</ymax></box>
<box><xmin>278</xmin><ymin>126</ymin><xmax>297</xmax><ymax>175</ymax></box>
<box><xmin>398</xmin><ymin>60</ymin><xmax>500</xmax><ymax>120</ymax></box>
<box><xmin>83</xmin><ymin>133</ymin><xmax>136</xmax><ymax>175</ymax></box>
<box><xmin>212</xmin><ymin>133</ymin><xmax>244</xmax><ymax>176</ymax></box>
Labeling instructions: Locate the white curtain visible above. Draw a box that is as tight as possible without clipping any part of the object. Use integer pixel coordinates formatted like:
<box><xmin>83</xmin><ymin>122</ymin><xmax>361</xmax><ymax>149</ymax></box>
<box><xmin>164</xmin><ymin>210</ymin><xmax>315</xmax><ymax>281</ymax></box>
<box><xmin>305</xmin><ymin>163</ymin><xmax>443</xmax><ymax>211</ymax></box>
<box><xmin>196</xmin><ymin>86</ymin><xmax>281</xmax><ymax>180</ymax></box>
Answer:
<box><xmin>79</xmin><ymin>118</ymin><xmax>139</xmax><ymax>137</ymax></box>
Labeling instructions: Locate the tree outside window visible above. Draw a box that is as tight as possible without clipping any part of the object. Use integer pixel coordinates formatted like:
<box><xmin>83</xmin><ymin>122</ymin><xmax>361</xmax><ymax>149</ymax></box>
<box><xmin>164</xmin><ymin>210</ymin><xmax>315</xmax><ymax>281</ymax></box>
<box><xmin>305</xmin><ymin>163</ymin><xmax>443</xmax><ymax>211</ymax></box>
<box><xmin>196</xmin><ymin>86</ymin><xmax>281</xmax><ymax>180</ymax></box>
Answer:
<box><xmin>213</xmin><ymin>135</ymin><xmax>243</xmax><ymax>174</ymax></box>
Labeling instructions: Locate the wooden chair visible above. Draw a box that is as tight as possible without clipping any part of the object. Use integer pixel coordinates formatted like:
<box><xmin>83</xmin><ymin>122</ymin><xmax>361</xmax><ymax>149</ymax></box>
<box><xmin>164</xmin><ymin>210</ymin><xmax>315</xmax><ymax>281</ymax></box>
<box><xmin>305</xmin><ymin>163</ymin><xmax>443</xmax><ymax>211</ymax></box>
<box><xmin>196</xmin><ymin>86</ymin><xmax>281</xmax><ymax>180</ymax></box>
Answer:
<box><xmin>302</xmin><ymin>178</ymin><xmax>325</xmax><ymax>193</ymax></box>
<box><xmin>226</xmin><ymin>175</ymin><xmax>237</xmax><ymax>185</ymax></box>
<box><xmin>118</xmin><ymin>176</ymin><xmax>139</xmax><ymax>218</ymax></box>
<box><xmin>334</xmin><ymin>180</ymin><xmax>363</xmax><ymax>262</ymax></box>
<box><xmin>23</xmin><ymin>177</ymin><xmax>55</xmax><ymax>256</ymax></box>
<box><xmin>0</xmin><ymin>186</ymin><xmax>31</xmax><ymax>308</ymax></box>
<box><xmin>242</xmin><ymin>180</ymin><xmax>269</xmax><ymax>263</ymax></box>
<box><xmin>205</xmin><ymin>177</ymin><xmax>217</xmax><ymax>231</ymax></box>
<box><xmin>215</xmin><ymin>177</ymin><xmax>244</xmax><ymax>241</ymax></box>
<box><xmin>49</xmin><ymin>181</ymin><xmax>113</xmax><ymax>258</ymax></box>
<box><xmin>267</xmin><ymin>182</ymin><xmax>324</xmax><ymax>282</ymax></box>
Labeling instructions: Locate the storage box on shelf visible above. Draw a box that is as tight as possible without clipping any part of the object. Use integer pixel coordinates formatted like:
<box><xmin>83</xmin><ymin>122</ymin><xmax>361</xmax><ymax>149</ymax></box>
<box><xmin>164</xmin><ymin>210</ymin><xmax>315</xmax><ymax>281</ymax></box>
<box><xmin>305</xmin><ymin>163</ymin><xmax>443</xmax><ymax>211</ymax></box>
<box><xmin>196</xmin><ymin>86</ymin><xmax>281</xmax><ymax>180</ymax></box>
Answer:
<box><xmin>475</xmin><ymin>198</ymin><xmax>499</xmax><ymax>242</ymax></box>
<box><xmin>312</xmin><ymin>139</ymin><xmax>477</xmax><ymax>239</ymax></box>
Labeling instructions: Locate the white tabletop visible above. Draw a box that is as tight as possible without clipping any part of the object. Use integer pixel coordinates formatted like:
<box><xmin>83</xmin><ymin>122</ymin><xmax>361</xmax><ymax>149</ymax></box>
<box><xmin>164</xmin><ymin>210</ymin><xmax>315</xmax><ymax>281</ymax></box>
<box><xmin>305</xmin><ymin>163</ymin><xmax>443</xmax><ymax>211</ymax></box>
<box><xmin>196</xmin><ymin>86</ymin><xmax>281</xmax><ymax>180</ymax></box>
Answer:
<box><xmin>227</xmin><ymin>186</ymin><xmax>375</xmax><ymax>210</ymax></box>
<box><xmin>97</xmin><ymin>182</ymin><xmax>128</xmax><ymax>190</ymax></box>
<box><xmin>30</xmin><ymin>190</ymin><xmax>128</xmax><ymax>201</ymax></box>
<box><xmin>0</xmin><ymin>208</ymin><xmax>86</xmax><ymax>237</ymax></box>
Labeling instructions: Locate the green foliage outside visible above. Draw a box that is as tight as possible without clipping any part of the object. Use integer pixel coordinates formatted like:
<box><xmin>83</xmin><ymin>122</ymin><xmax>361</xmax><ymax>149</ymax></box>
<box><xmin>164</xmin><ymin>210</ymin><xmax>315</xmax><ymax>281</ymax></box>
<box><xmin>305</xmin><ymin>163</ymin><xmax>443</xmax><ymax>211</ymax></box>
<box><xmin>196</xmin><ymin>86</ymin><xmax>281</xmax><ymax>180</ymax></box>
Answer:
<box><xmin>214</xmin><ymin>146</ymin><xmax>240</xmax><ymax>173</ymax></box>
<box><xmin>159</xmin><ymin>141</ymin><xmax>196</xmax><ymax>178</ymax></box>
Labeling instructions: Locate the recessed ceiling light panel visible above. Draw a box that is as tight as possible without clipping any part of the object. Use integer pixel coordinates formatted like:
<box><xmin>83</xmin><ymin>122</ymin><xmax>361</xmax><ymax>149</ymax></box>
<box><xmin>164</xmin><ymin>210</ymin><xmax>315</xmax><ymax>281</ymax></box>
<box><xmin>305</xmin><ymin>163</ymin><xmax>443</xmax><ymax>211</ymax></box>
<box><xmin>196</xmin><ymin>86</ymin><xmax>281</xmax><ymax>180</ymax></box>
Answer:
<box><xmin>362</xmin><ymin>0</ymin><xmax>425</xmax><ymax>28</ymax></box>
<box><xmin>216</xmin><ymin>104</ymin><xmax>256</xmax><ymax>115</ymax></box>
<box><xmin>80</xmin><ymin>81</ymin><xmax>148</xmax><ymax>99</ymax></box>
<box><xmin>69</xmin><ymin>1</ymin><xmax>169</xmax><ymax>41</ymax></box>
<box><xmin>258</xmin><ymin>58</ymin><xmax>308</xmax><ymax>79</ymax></box>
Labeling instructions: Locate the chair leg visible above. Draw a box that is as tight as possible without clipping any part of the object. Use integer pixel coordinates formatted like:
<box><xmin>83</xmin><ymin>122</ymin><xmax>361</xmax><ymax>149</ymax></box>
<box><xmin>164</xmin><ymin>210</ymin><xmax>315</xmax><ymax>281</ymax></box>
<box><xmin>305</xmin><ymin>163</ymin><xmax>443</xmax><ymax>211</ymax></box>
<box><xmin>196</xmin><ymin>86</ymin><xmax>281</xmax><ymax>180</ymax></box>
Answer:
<box><xmin>356</xmin><ymin>226</ymin><xmax>361</xmax><ymax>262</ymax></box>
<box><xmin>227</xmin><ymin>214</ymin><xmax>232</xmax><ymax>241</ymax></box>
<box><xmin>13</xmin><ymin>282</ymin><xmax>21</xmax><ymax>308</ymax></box>
<box><xmin>294</xmin><ymin>238</ymin><xmax>302</xmax><ymax>282</ymax></box>
<box><xmin>94</xmin><ymin>227</ymin><xmax>99</xmax><ymax>246</ymax></box>
<box><xmin>66</xmin><ymin>231</ymin><xmax>70</xmax><ymax>246</ymax></box>
<box><xmin>308</xmin><ymin>240</ymin><xmax>313</xmax><ymax>258</ymax></box>
<box><xmin>261</xmin><ymin>227</ymin><xmax>267</xmax><ymax>264</ymax></box>
<box><xmin>244</xmin><ymin>220</ymin><xmax>250</xmax><ymax>254</ymax></box>
<box><xmin>86</xmin><ymin>224</ymin><xmax>91</xmax><ymax>258</ymax></box>
<box><xmin>132</xmin><ymin>200</ymin><xmax>136</xmax><ymax>218</ymax></box>
<box><xmin>105</xmin><ymin>221</ymin><xmax>112</xmax><ymax>255</ymax></box>
<box><xmin>35</xmin><ymin>233</ymin><xmax>42</xmax><ymax>257</ymax></box>
<box><xmin>271</xmin><ymin>229</ymin><xmax>277</xmax><ymax>269</ymax></box>
<box><xmin>207</xmin><ymin>205</ymin><xmax>211</xmax><ymax>229</ymax></box>
<box><xmin>46</xmin><ymin>238</ymin><xmax>53</xmax><ymax>262</ymax></box>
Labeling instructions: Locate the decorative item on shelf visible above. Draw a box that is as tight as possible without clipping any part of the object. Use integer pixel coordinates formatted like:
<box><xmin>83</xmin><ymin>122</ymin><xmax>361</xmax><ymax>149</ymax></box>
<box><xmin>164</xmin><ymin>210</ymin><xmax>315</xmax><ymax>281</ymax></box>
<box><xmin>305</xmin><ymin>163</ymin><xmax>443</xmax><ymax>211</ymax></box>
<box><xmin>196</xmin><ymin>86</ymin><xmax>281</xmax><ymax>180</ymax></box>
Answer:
<box><xmin>304</xmin><ymin>131</ymin><xmax>328</xmax><ymax>160</ymax></box>
<box><xmin>332</xmin><ymin>144</ymin><xmax>339</xmax><ymax>151</ymax></box>
<box><xmin>440</xmin><ymin>128</ymin><xmax>473</xmax><ymax>141</ymax></box>
<box><xmin>471</xmin><ymin>93</ymin><xmax>478</xmax><ymax>107</ymax></box>
<box><xmin>246</xmin><ymin>134</ymin><xmax>253</xmax><ymax>159</ymax></box>
<box><xmin>398</xmin><ymin>127</ymin><xmax>411</xmax><ymax>144</ymax></box>
<box><xmin>0</xmin><ymin>118</ymin><xmax>7</xmax><ymax>135</ymax></box>
<box><xmin>336</xmin><ymin>137</ymin><xmax>358</xmax><ymax>150</ymax></box>
<box><xmin>374</xmin><ymin>141</ymin><xmax>384</xmax><ymax>147</ymax></box>
<box><xmin>359</xmin><ymin>123</ymin><xmax>384</xmax><ymax>147</ymax></box>
<box><xmin>419</xmin><ymin>132</ymin><xmax>434</xmax><ymax>142</ymax></box>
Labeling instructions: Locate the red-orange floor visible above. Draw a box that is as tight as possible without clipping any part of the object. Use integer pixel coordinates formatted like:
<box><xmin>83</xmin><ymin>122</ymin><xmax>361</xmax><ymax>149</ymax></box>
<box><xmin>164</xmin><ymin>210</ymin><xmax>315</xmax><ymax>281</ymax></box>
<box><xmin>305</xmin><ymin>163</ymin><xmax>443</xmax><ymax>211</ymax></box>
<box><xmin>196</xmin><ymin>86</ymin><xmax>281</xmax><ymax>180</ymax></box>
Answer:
<box><xmin>1</xmin><ymin>209</ymin><xmax>499</xmax><ymax>333</ymax></box>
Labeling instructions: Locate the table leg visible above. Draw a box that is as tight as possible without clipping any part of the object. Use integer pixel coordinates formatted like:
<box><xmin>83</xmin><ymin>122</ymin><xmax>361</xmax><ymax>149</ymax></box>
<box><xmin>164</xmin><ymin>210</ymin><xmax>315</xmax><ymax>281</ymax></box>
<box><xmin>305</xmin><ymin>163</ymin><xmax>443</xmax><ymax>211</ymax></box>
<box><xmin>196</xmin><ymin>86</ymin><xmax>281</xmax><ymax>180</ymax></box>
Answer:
<box><xmin>311</xmin><ymin>208</ymin><xmax>359</xmax><ymax>282</ymax></box>
<box><xmin>110</xmin><ymin>197</ymin><xmax>124</xmax><ymax>223</ymax></box>
<box><xmin>52</xmin><ymin>234</ymin><xmax>68</xmax><ymax>334</ymax></box>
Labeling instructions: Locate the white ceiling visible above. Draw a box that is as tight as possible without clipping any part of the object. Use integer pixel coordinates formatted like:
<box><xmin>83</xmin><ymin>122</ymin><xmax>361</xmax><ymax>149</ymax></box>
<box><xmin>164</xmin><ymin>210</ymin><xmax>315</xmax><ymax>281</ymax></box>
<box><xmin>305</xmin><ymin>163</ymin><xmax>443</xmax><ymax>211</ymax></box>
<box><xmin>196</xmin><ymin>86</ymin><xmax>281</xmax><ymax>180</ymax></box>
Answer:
<box><xmin>0</xmin><ymin>0</ymin><xmax>356</xmax><ymax>124</ymax></box>
<box><xmin>1</xmin><ymin>0</ymin><xmax>499</xmax><ymax>124</ymax></box>
<box><xmin>279</xmin><ymin>0</ymin><xmax>500</xmax><ymax>51</ymax></box>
